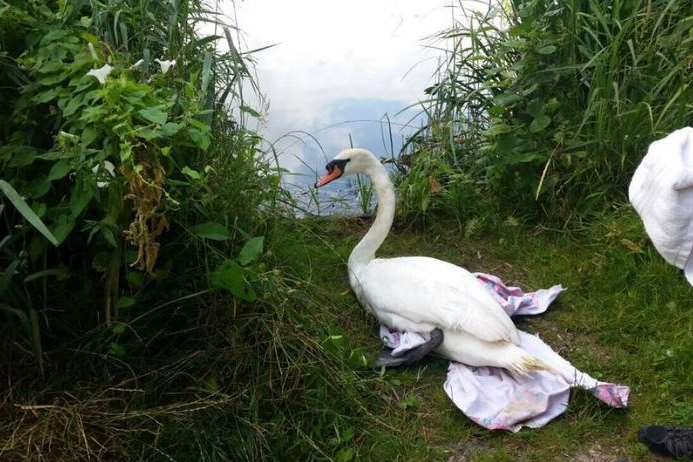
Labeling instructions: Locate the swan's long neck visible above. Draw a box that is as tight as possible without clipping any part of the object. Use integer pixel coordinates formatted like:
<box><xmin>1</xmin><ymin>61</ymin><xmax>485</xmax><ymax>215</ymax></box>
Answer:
<box><xmin>348</xmin><ymin>163</ymin><xmax>395</xmax><ymax>271</ymax></box>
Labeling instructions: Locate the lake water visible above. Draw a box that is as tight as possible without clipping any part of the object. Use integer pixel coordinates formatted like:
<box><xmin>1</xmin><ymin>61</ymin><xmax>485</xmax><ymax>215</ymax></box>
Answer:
<box><xmin>227</xmin><ymin>0</ymin><xmax>454</xmax><ymax>213</ymax></box>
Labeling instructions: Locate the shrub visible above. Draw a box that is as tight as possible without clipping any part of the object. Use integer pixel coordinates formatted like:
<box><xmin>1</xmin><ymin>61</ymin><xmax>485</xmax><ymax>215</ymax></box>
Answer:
<box><xmin>0</xmin><ymin>0</ymin><xmax>275</xmax><ymax>369</ymax></box>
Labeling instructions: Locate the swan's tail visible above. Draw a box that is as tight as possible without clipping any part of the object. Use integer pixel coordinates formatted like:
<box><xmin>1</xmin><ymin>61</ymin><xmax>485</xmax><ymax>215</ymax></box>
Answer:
<box><xmin>506</xmin><ymin>349</ymin><xmax>558</xmax><ymax>378</ymax></box>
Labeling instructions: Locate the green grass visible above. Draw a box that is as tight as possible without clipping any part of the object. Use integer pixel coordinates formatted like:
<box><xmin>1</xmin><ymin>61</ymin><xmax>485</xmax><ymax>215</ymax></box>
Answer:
<box><xmin>2</xmin><ymin>206</ymin><xmax>690</xmax><ymax>460</ymax></box>
<box><xmin>4</xmin><ymin>1</ymin><xmax>691</xmax><ymax>460</ymax></box>
<box><xmin>269</xmin><ymin>208</ymin><xmax>692</xmax><ymax>461</ymax></box>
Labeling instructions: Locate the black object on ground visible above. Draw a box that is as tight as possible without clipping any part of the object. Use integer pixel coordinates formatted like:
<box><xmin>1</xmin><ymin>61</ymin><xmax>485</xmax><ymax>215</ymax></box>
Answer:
<box><xmin>373</xmin><ymin>328</ymin><xmax>444</xmax><ymax>368</ymax></box>
<box><xmin>638</xmin><ymin>425</ymin><xmax>693</xmax><ymax>458</ymax></box>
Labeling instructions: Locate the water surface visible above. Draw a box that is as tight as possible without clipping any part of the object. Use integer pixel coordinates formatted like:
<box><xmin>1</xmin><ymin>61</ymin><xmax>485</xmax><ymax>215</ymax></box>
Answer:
<box><xmin>231</xmin><ymin>0</ymin><xmax>453</xmax><ymax>212</ymax></box>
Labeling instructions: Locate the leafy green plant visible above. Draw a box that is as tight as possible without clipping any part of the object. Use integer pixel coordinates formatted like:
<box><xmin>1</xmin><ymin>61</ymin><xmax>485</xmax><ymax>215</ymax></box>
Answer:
<box><xmin>209</xmin><ymin>236</ymin><xmax>264</xmax><ymax>302</ymax></box>
<box><xmin>0</xmin><ymin>0</ymin><xmax>272</xmax><ymax>367</ymax></box>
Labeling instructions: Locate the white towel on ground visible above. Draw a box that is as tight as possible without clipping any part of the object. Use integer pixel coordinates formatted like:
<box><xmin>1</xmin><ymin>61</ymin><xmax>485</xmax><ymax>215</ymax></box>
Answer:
<box><xmin>379</xmin><ymin>273</ymin><xmax>629</xmax><ymax>432</ymax></box>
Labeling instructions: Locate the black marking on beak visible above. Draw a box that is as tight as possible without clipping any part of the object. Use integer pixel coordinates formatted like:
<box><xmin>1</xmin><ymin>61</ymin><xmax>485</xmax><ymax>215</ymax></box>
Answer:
<box><xmin>326</xmin><ymin>159</ymin><xmax>349</xmax><ymax>174</ymax></box>
<box><xmin>314</xmin><ymin>158</ymin><xmax>350</xmax><ymax>188</ymax></box>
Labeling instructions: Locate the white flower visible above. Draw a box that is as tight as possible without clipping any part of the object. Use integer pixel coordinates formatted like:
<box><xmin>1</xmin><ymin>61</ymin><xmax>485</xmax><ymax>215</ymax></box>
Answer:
<box><xmin>92</xmin><ymin>160</ymin><xmax>116</xmax><ymax>188</ymax></box>
<box><xmin>87</xmin><ymin>64</ymin><xmax>113</xmax><ymax>84</ymax></box>
<box><xmin>129</xmin><ymin>59</ymin><xmax>144</xmax><ymax>70</ymax></box>
<box><xmin>155</xmin><ymin>58</ymin><xmax>176</xmax><ymax>74</ymax></box>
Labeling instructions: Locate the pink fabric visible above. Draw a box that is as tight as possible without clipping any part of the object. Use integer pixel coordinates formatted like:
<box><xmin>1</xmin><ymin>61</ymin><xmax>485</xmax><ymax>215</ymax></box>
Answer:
<box><xmin>380</xmin><ymin>273</ymin><xmax>629</xmax><ymax>432</ymax></box>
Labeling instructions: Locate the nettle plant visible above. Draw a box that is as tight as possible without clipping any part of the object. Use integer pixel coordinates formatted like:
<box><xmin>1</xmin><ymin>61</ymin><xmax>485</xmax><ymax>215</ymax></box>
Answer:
<box><xmin>0</xmin><ymin>7</ymin><xmax>232</xmax><ymax>367</ymax></box>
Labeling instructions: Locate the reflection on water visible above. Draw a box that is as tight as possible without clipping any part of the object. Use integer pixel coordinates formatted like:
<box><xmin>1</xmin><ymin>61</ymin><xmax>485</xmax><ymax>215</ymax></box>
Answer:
<box><xmin>232</xmin><ymin>0</ymin><xmax>452</xmax><ymax>214</ymax></box>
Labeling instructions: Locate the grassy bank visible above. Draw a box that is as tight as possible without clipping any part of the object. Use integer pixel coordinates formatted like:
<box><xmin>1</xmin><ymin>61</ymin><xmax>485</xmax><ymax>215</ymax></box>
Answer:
<box><xmin>2</xmin><ymin>0</ymin><xmax>692</xmax><ymax>460</ymax></box>
<box><xmin>5</xmin><ymin>207</ymin><xmax>692</xmax><ymax>460</ymax></box>
<box><xmin>258</xmin><ymin>209</ymin><xmax>691</xmax><ymax>461</ymax></box>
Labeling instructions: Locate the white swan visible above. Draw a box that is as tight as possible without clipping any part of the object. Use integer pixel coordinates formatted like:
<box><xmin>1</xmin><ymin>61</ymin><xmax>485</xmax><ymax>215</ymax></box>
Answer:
<box><xmin>315</xmin><ymin>148</ymin><xmax>552</xmax><ymax>375</ymax></box>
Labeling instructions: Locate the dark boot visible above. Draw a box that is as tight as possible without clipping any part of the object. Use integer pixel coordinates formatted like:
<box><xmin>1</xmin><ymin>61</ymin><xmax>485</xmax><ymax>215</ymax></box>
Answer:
<box><xmin>638</xmin><ymin>425</ymin><xmax>693</xmax><ymax>458</ymax></box>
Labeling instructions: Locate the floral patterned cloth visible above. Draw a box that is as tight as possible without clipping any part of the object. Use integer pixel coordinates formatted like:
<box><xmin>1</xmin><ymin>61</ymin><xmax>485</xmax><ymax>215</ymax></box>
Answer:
<box><xmin>379</xmin><ymin>273</ymin><xmax>629</xmax><ymax>432</ymax></box>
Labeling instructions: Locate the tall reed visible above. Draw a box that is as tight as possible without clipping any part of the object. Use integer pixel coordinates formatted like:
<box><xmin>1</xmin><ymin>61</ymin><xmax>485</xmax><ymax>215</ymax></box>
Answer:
<box><xmin>401</xmin><ymin>0</ymin><xmax>693</xmax><ymax>224</ymax></box>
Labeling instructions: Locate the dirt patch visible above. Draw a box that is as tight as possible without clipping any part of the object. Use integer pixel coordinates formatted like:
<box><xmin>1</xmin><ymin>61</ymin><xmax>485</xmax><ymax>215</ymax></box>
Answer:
<box><xmin>447</xmin><ymin>440</ymin><xmax>493</xmax><ymax>462</ymax></box>
<box><xmin>573</xmin><ymin>443</ymin><xmax>627</xmax><ymax>462</ymax></box>
<box><xmin>570</xmin><ymin>441</ymin><xmax>669</xmax><ymax>462</ymax></box>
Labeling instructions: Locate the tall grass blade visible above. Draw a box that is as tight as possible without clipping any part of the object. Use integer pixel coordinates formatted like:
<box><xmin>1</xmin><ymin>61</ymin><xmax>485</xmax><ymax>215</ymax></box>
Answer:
<box><xmin>0</xmin><ymin>180</ymin><xmax>59</xmax><ymax>246</ymax></box>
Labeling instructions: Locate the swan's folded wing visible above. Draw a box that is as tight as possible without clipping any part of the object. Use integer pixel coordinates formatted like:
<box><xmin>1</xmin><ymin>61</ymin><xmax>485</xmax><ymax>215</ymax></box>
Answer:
<box><xmin>437</xmin><ymin>285</ymin><xmax>521</xmax><ymax>344</ymax></box>
<box><xmin>357</xmin><ymin>257</ymin><xmax>521</xmax><ymax>345</ymax></box>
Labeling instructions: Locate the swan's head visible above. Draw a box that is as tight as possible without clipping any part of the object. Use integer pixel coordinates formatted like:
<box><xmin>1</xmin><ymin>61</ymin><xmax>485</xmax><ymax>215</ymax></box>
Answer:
<box><xmin>314</xmin><ymin>148</ymin><xmax>379</xmax><ymax>188</ymax></box>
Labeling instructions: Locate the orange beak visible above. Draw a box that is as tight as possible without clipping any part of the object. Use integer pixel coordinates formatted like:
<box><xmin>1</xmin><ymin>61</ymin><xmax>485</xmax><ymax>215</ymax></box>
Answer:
<box><xmin>314</xmin><ymin>166</ymin><xmax>343</xmax><ymax>188</ymax></box>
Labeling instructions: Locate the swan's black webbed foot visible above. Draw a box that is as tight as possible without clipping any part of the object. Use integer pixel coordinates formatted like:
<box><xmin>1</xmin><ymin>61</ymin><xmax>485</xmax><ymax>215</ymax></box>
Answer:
<box><xmin>373</xmin><ymin>328</ymin><xmax>444</xmax><ymax>368</ymax></box>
